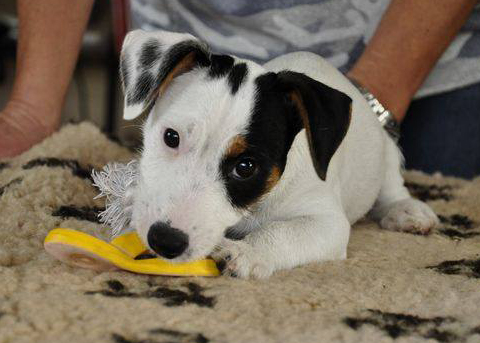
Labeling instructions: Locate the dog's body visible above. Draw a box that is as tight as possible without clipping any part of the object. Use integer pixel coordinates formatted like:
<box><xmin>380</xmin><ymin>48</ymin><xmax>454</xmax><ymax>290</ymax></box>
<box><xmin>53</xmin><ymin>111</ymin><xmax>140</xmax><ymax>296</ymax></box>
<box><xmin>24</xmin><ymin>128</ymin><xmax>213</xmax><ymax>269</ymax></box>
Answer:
<box><xmin>262</xmin><ymin>51</ymin><xmax>389</xmax><ymax>226</ymax></box>
<box><xmin>120</xmin><ymin>30</ymin><xmax>438</xmax><ymax>278</ymax></box>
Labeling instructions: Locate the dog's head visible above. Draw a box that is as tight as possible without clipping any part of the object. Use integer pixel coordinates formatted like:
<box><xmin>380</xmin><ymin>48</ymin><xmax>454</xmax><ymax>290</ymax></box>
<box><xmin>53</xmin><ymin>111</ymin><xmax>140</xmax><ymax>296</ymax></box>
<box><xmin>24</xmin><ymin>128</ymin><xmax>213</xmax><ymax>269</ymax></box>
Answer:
<box><xmin>121</xmin><ymin>30</ymin><xmax>352</xmax><ymax>261</ymax></box>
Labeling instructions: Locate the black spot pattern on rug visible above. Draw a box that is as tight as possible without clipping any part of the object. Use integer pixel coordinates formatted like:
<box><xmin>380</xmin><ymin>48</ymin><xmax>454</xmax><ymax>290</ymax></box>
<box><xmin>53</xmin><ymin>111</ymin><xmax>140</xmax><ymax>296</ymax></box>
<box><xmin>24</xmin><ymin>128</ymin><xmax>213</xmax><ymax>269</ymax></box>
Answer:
<box><xmin>112</xmin><ymin>334</ymin><xmax>138</xmax><ymax>343</ymax></box>
<box><xmin>86</xmin><ymin>280</ymin><xmax>215</xmax><ymax>308</ymax></box>
<box><xmin>405</xmin><ymin>182</ymin><xmax>454</xmax><ymax>202</ymax></box>
<box><xmin>427</xmin><ymin>259</ymin><xmax>480</xmax><ymax>279</ymax></box>
<box><xmin>437</xmin><ymin>214</ymin><xmax>479</xmax><ymax>239</ymax></box>
<box><xmin>106</xmin><ymin>280</ymin><xmax>127</xmax><ymax>292</ymax></box>
<box><xmin>0</xmin><ymin>162</ymin><xmax>10</xmax><ymax>172</ymax></box>
<box><xmin>22</xmin><ymin>157</ymin><xmax>93</xmax><ymax>181</ymax></box>
<box><xmin>344</xmin><ymin>310</ymin><xmax>458</xmax><ymax>342</ymax></box>
<box><xmin>149</xmin><ymin>328</ymin><xmax>209</xmax><ymax>343</ymax></box>
<box><xmin>52</xmin><ymin>205</ymin><xmax>104</xmax><ymax>223</ymax></box>
<box><xmin>0</xmin><ymin>177</ymin><xmax>22</xmax><ymax>197</ymax></box>
<box><xmin>112</xmin><ymin>334</ymin><xmax>157</xmax><ymax>343</ymax></box>
<box><xmin>112</xmin><ymin>328</ymin><xmax>209</xmax><ymax>343</ymax></box>
<box><xmin>85</xmin><ymin>280</ymin><xmax>136</xmax><ymax>297</ymax></box>
<box><xmin>147</xmin><ymin>282</ymin><xmax>215</xmax><ymax>308</ymax></box>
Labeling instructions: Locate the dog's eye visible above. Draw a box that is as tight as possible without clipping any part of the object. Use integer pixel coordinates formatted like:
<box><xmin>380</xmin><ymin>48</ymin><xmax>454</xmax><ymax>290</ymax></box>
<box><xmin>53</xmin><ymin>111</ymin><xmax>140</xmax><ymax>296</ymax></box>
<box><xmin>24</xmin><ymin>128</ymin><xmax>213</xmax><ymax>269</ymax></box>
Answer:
<box><xmin>232</xmin><ymin>158</ymin><xmax>257</xmax><ymax>179</ymax></box>
<box><xmin>164</xmin><ymin>128</ymin><xmax>180</xmax><ymax>148</ymax></box>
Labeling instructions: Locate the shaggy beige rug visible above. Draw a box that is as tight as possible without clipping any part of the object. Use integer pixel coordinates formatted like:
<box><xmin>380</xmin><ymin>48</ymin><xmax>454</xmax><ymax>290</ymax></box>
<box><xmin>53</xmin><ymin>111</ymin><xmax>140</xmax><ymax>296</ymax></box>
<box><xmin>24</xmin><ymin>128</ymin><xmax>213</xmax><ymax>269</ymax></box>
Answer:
<box><xmin>1</xmin><ymin>122</ymin><xmax>479</xmax><ymax>343</ymax></box>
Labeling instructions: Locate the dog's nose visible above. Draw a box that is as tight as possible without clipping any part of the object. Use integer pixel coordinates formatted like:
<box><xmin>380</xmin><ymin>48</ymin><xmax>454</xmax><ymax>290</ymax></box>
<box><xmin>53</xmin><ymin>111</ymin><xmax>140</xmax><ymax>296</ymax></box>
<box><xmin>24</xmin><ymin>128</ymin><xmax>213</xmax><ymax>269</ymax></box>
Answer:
<box><xmin>147</xmin><ymin>222</ymin><xmax>189</xmax><ymax>259</ymax></box>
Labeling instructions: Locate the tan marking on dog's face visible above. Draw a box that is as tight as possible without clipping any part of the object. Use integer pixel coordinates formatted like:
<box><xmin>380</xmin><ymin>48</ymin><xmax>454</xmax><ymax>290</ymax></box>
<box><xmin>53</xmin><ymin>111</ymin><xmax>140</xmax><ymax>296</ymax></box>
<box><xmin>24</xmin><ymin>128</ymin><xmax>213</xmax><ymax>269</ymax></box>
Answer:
<box><xmin>290</xmin><ymin>90</ymin><xmax>324</xmax><ymax>177</ymax></box>
<box><xmin>158</xmin><ymin>51</ymin><xmax>197</xmax><ymax>97</ymax></box>
<box><xmin>290</xmin><ymin>90</ymin><xmax>311</xmax><ymax>144</ymax></box>
<box><xmin>225</xmin><ymin>135</ymin><xmax>248</xmax><ymax>158</ymax></box>
<box><xmin>265</xmin><ymin>165</ymin><xmax>281</xmax><ymax>193</ymax></box>
<box><xmin>246</xmin><ymin>165</ymin><xmax>282</xmax><ymax>207</ymax></box>
<box><xmin>348</xmin><ymin>102</ymin><xmax>352</xmax><ymax>125</ymax></box>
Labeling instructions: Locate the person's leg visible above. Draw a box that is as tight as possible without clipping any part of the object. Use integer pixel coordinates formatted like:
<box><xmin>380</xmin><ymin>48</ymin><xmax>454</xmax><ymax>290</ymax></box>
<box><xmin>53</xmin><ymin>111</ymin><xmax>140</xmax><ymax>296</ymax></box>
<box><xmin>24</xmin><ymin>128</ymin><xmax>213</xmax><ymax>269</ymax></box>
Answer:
<box><xmin>0</xmin><ymin>0</ymin><xmax>94</xmax><ymax>158</ymax></box>
<box><xmin>399</xmin><ymin>83</ymin><xmax>480</xmax><ymax>179</ymax></box>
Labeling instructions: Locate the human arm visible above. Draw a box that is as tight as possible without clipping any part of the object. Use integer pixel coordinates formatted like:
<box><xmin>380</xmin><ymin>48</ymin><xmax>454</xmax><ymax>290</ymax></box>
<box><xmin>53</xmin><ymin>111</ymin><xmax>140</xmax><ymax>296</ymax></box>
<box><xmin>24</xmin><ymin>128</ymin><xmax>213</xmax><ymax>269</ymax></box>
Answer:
<box><xmin>347</xmin><ymin>0</ymin><xmax>478</xmax><ymax>122</ymax></box>
<box><xmin>0</xmin><ymin>0</ymin><xmax>94</xmax><ymax>157</ymax></box>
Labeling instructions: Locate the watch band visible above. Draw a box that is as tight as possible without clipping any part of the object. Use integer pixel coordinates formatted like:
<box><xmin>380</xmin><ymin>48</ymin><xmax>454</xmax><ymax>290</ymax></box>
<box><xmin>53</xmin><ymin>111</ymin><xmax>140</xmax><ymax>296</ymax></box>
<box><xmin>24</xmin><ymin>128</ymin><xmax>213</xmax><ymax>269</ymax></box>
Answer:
<box><xmin>349</xmin><ymin>79</ymin><xmax>401</xmax><ymax>143</ymax></box>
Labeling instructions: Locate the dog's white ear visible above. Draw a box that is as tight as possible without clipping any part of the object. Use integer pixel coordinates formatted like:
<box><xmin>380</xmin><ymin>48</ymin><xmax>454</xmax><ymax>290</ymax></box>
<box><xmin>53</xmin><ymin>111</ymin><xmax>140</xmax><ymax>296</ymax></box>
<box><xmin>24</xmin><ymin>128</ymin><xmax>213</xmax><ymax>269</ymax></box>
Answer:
<box><xmin>120</xmin><ymin>30</ymin><xmax>211</xmax><ymax>120</ymax></box>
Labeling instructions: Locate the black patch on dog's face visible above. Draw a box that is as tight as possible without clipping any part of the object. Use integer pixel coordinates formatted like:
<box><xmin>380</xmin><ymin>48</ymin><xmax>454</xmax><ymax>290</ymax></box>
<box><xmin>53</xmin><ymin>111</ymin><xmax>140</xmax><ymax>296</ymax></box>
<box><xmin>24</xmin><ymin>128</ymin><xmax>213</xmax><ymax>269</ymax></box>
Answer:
<box><xmin>208</xmin><ymin>54</ymin><xmax>248</xmax><ymax>94</ymax></box>
<box><xmin>139</xmin><ymin>39</ymin><xmax>162</xmax><ymax>69</ymax></box>
<box><xmin>52</xmin><ymin>205</ymin><xmax>104</xmax><ymax>223</ymax></box>
<box><xmin>208</xmin><ymin>54</ymin><xmax>234</xmax><ymax>78</ymax></box>
<box><xmin>228</xmin><ymin>63</ymin><xmax>248</xmax><ymax>94</ymax></box>
<box><xmin>427</xmin><ymin>259</ymin><xmax>480</xmax><ymax>278</ymax></box>
<box><xmin>221</xmin><ymin>73</ymin><xmax>301</xmax><ymax>208</ymax></box>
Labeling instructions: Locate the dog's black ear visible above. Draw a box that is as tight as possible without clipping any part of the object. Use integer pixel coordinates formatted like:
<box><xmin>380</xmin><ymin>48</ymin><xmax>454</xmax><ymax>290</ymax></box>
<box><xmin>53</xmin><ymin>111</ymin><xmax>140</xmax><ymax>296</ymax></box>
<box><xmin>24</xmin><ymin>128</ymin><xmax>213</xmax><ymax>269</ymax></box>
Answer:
<box><xmin>120</xmin><ymin>30</ymin><xmax>211</xmax><ymax>120</ymax></box>
<box><xmin>277</xmin><ymin>71</ymin><xmax>352</xmax><ymax>180</ymax></box>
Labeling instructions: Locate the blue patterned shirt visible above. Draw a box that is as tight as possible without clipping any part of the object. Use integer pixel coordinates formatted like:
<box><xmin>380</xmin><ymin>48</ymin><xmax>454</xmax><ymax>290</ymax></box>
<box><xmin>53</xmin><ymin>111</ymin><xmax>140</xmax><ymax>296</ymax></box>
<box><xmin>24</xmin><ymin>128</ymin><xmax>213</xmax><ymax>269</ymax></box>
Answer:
<box><xmin>131</xmin><ymin>0</ymin><xmax>480</xmax><ymax>98</ymax></box>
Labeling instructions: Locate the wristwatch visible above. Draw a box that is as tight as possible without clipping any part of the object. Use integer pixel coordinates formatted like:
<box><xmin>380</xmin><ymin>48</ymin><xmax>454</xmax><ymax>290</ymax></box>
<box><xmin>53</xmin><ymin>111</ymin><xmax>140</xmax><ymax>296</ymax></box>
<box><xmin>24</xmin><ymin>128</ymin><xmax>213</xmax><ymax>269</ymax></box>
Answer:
<box><xmin>349</xmin><ymin>78</ymin><xmax>401</xmax><ymax>143</ymax></box>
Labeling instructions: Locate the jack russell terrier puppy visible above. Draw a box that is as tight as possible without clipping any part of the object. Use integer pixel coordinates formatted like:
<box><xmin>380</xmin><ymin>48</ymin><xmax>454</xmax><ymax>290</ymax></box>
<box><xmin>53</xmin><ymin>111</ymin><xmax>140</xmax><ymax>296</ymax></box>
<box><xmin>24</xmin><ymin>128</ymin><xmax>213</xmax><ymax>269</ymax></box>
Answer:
<box><xmin>120</xmin><ymin>30</ymin><xmax>439</xmax><ymax>279</ymax></box>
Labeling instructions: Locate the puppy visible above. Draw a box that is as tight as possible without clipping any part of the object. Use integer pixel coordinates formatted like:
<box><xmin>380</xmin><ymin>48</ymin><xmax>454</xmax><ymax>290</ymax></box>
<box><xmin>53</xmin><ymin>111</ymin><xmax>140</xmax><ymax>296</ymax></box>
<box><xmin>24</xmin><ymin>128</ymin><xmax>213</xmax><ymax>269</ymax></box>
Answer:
<box><xmin>120</xmin><ymin>30</ymin><xmax>438</xmax><ymax>279</ymax></box>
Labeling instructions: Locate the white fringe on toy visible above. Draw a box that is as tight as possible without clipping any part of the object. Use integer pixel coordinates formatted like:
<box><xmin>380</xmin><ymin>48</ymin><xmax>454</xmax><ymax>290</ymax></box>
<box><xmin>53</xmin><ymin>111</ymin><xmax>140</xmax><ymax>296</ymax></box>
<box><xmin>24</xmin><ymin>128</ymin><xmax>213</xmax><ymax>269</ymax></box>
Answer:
<box><xmin>91</xmin><ymin>160</ymin><xmax>138</xmax><ymax>237</ymax></box>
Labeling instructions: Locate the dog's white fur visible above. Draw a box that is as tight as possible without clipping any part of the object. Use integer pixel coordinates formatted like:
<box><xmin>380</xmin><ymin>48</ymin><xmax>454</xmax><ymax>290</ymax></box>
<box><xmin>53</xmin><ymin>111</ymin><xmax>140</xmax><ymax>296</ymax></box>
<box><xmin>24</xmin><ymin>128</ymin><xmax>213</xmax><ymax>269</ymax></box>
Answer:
<box><xmin>122</xmin><ymin>30</ymin><xmax>438</xmax><ymax>278</ymax></box>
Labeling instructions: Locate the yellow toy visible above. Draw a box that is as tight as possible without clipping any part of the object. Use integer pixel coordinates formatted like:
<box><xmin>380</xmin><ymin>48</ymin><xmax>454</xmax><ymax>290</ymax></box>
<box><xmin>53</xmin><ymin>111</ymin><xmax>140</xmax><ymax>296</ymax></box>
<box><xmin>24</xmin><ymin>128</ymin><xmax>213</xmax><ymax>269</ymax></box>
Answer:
<box><xmin>44</xmin><ymin>161</ymin><xmax>220</xmax><ymax>276</ymax></box>
<box><xmin>44</xmin><ymin>228</ymin><xmax>220</xmax><ymax>276</ymax></box>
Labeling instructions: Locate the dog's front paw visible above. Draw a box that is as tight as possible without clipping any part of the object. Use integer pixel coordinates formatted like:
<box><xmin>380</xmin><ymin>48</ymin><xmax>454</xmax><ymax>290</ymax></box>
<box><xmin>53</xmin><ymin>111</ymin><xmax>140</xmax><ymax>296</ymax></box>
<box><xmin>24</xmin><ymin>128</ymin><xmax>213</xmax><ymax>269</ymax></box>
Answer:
<box><xmin>380</xmin><ymin>198</ymin><xmax>439</xmax><ymax>234</ymax></box>
<box><xmin>212</xmin><ymin>239</ymin><xmax>274</xmax><ymax>279</ymax></box>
